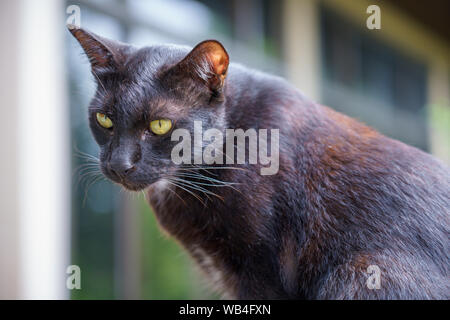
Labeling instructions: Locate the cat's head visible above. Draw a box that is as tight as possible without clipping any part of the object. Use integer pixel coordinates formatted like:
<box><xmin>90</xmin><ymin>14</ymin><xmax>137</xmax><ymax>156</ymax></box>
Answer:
<box><xmin>69</xmin><ymin>27</ymin><xmax>229</xmax><ymax>191</ymax></box>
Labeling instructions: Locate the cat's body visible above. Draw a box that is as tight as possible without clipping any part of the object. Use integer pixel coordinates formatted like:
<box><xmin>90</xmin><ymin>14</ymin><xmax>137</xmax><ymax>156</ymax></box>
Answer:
<box><xmin>70</xmin><ymin>27</ymin><xmax>450</xmax><ymax>299</ymax></box>
<box><xmin>148</xmin><ymin>64</ymin><xmax>449</xmax><ymax>299</ymax></box>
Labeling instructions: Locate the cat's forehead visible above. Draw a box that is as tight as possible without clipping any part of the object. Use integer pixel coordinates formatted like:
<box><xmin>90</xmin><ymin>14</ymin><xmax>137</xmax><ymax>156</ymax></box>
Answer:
<box><xmin>94</xmin><ymin>81</ymin><xmax>190</xmax><ymax>125</ymax></box>
<box><xmin>105</xmin><ymin>83</ymin><xmax>187</xmax><ymax>120</ymax></box>
<box><xmin>91</xmin><ymin>44</ymin><xmax>201</xmax><ymax>122</ymax></box>
<box><xmin>111</xmin><ymin>44</ymin><xmax>193</xmax><ymax>98</ymax></box>
<box><xmin>127</xmin><ymin>44</ymin><xmax>191</xmax><ymax>76</ymax></box>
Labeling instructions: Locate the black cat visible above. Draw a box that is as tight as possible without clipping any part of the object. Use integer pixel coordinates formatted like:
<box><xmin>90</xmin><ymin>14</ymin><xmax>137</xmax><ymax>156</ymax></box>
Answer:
<box><xmin>69</xmin><ymin>26</ymin><xmax>449</xmax><ymax>299</ymax></box>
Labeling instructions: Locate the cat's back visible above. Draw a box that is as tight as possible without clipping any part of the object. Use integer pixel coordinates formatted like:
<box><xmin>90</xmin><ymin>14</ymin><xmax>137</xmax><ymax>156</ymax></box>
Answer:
<box><xmin>227</xmin><ymin>66</ymin><xmax>449</xmax><ymax>298</ymax></box>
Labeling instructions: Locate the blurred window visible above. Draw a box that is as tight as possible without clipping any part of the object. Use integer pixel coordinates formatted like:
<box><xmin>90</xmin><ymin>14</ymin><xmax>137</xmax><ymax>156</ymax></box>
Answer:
<box><xmin>320</xmin><ymin>7</ymin><xmax>429</xmax><ymax>150</ymax></box>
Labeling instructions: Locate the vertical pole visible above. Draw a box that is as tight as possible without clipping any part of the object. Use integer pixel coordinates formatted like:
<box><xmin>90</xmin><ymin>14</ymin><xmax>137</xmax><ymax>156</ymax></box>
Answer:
<box><xmin>282</xmin><ymin>0</ymin><xmax>321</xmax><ymax>101</ymax></box>
<box><xmin>0</xmin><ymin>0</ymin><xmax>21</xmax><ymax>299</ymax></box>
<box><xmin>17</xmin><ymin>0</ymin><xmax>71</xmax><ymax>299</ymax></box>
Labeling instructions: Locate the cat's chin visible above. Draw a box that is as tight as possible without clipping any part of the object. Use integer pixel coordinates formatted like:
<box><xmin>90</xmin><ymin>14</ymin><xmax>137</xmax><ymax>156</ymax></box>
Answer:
<box><xmin>120</xmin><ymin>182</ymin><xmax>149</xmax><ymax>192</ymax></box>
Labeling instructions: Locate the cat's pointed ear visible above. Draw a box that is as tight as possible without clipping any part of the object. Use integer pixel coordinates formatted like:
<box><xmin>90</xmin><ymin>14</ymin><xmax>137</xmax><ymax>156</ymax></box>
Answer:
<box><xmin>181</xmin><ymin>40</ymin><xmax>229</xmax><ymax>93</ymax></box>
<box><xmin>68</xmin><ymin>25</ymin><xmax>129</xmax><ymax>72</ymax></box>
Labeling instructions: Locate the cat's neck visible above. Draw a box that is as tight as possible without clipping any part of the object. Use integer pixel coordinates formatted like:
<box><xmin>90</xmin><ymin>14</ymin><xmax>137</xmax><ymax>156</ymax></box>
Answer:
<box><xmin>223</xmin><ymin>63</ymin><xmax>315</xmax><ymax>130</ymax></box>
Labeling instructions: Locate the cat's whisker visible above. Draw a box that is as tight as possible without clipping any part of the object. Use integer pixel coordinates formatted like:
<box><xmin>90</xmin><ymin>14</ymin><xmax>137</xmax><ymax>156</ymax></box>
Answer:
<box><xmin>186</xmin><ymin>164</ymin><xmax>219</xmax><ymax>177</ymax></box>
<box><xmin>73</xmin><ymin>163</ymin><xmax>101</xmax><ymax>175</ymax></box>
<box><xmin>123</xmin><ymin>189</ymin><xmax>137</xmax><ymax>200</ymax></box>
<box><xmin>72</xmin><ymin>146</ymin><xmax>104</xmax><ymax>189</ymax></box>
<box><xmin>74</xmin><ymin>149</ymin><xmax>99</xmax><ymax>159</ymax></box>
<box><xmin>77</xmin><ymin>171</ymin><xmax>103</xmax><ymax>189</ymax></box>
<box><xmin>173</xmin><ymin>172</ymin><xmax>239</xmax><ymax>186</ymax></box>
<box><xmin>165</xmin><ymin>179</ymin><xmax>207</xmax><ymax>207</ymax></box>
<box><xmin>173</xmin><ymin>175</ymin><xmax>239</xmax><ymax>192</ymax></box>
<box><xmin>75</xmin><ymin>162</ymin><xmax>100</xmax><ymax>168</ymax></box>
<box><xmin>73</xmin><ymin>145</ymin><xmax>100</xmax><ymax>161</ymax></box>
<box><xmin>75</xmin><ymin>163</ymin><xmax>100</xmax><ymax>175</ymax></box>
<box><xmin>175</xmin><ymin>178</ymin><xmax>216</xmax><ymax>200</ymax></box>
<box><xmin>76</xmin><ymin>172</ymin><xmax>98</xmax><ymax>187</ymax></box>
<box><xmin>91</xmin><ymin>69</ymin><xmax>107</xmax><ymax>92</ymax></box>
<box><xmin>169</xmin><ymin>177</ymin><xmax>224</xmax><ymax>202</ymax></box>
<box><xmin>82</xmin><ymin>174</ymin><xmax>105</xmax><ymax>207</ymax></box>
<box><xmin>164</xmin><ymin>185</ymin><xmax>188</xmax><ymax>207</ymax></box>
<box><xmin>74</xmin><ymin>154</ymin><xmax>100</xmax><ymax>164</ymax></box>
<box><xmin>140</xmin><ymin>190</ymin><xmax>147</xmax><ymax>201</ymax></box>
<box><xmin>175</xmin><ymin>172</ymin><xmax>242</xmax><ymax>197</ymax></box>
<box><xmin>179</xmin><ymin>166</ymin><xmax>248</xmax><ymax>172</ymax></box>
<box><xmin>170</xmin><ymin>178</ymin><xmax>215</xmax><ymax>202</ymax></box>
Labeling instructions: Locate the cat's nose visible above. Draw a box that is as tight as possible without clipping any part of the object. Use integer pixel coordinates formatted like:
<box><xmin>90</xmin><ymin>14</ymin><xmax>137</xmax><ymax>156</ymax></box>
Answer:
<box><xmin>108</xmin><ymin>160</ymin><xmax>136</xmax><ymax>179</ymax></box>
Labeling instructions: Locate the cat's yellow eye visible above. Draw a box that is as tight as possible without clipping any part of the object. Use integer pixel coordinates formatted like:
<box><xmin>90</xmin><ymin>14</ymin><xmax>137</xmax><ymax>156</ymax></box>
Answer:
<box><xmin>96</xmin><ymin>112</ymin><xmax>113</xmax><ymax>129</ymax></box>
<box><xmin>150</xmin><ymin>119</ymin><xmax>172</xmax><ymax>135</ymax></box>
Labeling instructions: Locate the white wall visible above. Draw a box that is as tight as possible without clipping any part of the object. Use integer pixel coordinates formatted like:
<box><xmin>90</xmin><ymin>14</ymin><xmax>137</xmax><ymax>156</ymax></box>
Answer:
<box><xmin>0</xmin><ymin>0</ymin><xmax>71</xmax><ymax>299</ymax></box>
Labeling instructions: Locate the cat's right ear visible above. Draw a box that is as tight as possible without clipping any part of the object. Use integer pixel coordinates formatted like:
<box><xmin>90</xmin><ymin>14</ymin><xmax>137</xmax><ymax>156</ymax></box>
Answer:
<box><xmin>68</xmin><ymin>25</ymin><xmax>129</xmax><ymax>73</ymax></box>
<box><xmin>176</xmin><ymin>40</ymin><xmax>229</xmax><ymax>96</ymax></box>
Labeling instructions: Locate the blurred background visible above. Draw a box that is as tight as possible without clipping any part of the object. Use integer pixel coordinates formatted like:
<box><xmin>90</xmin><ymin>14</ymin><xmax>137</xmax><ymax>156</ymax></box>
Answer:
<box><xmin>0</xmin><ymin>0</ymin><xmax>448</xmax><ymax>299</ymax></box>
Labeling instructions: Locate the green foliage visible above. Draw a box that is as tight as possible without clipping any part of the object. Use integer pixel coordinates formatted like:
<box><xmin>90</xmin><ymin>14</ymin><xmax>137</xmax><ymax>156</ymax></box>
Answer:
<box><xmin>138</xmin><ymin>198</ymin><xmax>215</xmax><ymax>299</ymax></box>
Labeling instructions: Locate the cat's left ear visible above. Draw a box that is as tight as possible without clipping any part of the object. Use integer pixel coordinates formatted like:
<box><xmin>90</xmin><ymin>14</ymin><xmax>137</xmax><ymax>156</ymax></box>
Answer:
<box><xmin>68</xmin><ymin>25</ymin><xmax>130</xmax><ymax>73</ymax></box>
<box><xmin>180</xmin><ymin>40</ymin><xmax>229</xmax><ymax>94</ymax></box>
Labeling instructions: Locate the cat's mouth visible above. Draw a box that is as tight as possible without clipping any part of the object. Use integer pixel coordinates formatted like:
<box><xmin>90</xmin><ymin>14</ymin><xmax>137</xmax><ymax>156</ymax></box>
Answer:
<box><xmin>101</xmin><ymin>167</ymin><xmax>152</xmax><ymax>191</ymax></box>
<box><xmin>105</xmin><ymin>174</ymin><xmax>150</xmax><ymax>191</ymax></box>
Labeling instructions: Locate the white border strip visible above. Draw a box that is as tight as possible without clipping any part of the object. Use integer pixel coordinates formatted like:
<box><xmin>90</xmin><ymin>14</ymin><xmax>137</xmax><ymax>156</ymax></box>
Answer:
<box><xmin>18</xmin><ymin>0</ymin><xmax>70</xmax><ymax>299</ymax></box>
